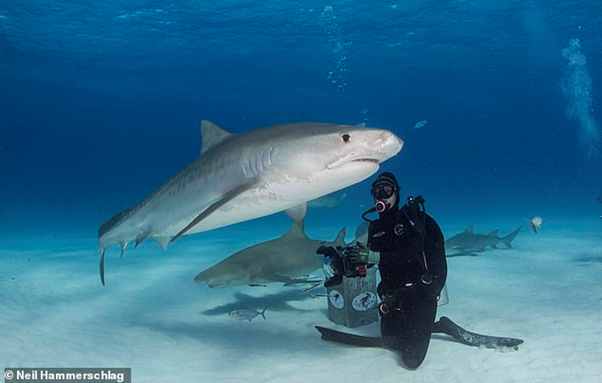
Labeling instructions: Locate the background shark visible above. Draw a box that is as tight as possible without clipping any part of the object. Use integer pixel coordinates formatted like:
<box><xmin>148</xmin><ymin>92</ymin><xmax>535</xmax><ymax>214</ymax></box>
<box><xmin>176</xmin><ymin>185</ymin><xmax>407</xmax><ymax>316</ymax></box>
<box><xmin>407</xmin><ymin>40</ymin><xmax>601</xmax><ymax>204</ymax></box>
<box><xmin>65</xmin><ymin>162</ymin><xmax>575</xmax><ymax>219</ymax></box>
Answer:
<box><xmin>445</xmin><ymin>225</ymin><xmax>522</xmax><ymax>257</ymax></box>
<box><xmin>194</xmin><ymin>205</ymin><xmax>346</xmax><ymax>288</ymax></box>
<box><xmin>307</xmin><ymin>192</ymin><xmax>347</xmax><ymax>208</ymax></box>
<box><xmin>98</xmin><ymin>120</ymin><xmax>402</xmax><ymax>284</ymax></box>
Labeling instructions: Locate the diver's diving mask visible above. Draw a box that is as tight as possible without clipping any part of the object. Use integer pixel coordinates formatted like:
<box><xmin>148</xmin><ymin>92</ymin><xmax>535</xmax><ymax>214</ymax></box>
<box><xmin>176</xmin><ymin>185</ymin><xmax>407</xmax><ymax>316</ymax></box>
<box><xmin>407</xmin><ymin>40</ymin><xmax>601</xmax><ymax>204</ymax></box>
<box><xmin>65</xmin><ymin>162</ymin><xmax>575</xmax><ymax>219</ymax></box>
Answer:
<box><xmin>371</xmin><ymin>183</ymin><xmax>395</xmax><ymax>200</ymax></box>
<box><xmin>371</xmin><ymin>180</ymin><xmax>397</xmax><ymax>213</ymax></box>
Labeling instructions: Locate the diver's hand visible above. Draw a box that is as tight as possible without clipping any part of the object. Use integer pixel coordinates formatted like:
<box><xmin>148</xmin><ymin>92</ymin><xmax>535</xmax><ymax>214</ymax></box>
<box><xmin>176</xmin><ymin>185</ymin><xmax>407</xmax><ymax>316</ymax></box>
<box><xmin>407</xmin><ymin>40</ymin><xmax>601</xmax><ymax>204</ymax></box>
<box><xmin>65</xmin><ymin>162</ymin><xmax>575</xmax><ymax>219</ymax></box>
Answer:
<box><xmin>347</xmin><ymin>242</ymin><xmax>370</xmax><ymax>264</ymax></box>
<box><xmin>316</xmin><ymin>245</ymin><xmax>338</xmax><ymax>258</ymax></box>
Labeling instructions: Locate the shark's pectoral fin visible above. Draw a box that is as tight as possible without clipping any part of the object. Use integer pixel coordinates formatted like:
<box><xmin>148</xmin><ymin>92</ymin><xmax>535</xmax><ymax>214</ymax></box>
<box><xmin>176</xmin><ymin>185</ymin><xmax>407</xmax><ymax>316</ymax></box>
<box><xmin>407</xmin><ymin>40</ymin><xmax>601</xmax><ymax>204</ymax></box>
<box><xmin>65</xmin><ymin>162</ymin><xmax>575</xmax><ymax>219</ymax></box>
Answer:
<box><xmin>302</xmin><ymin>282</ymin><xmax>324</xmax><ymax>294</ymax></box>
<box><xmin>135</xmin><ymin>230</ymin><xmax>151</xmax><ymax>248</ymax></box>
<box><xmin>119</xmin><ymin>242</ymin><xmax>127</xmax><ymax>258</ymax></box>
<box><xmin>154</xmin><ymin>236</ymin><xmax>171</xmax><ymax>250</ymax></box>
<box><xmin>258</xmin><ymin>272</ymin><xmax>312</xmax><ymax>286</ymax></box>
<box><xmin>278</xmin><ymin>274</ymin><xmax>324</xmax><ymax>286</ymax></box>
<box><xmin>283</xmin><ymin>278</ymin><xmax>324</xmax><ymax>286</ymax></box>
<box><xmin>171</xmin><ymin>183</ymin><xmax>255</xmax><ymax>243</ymax></box>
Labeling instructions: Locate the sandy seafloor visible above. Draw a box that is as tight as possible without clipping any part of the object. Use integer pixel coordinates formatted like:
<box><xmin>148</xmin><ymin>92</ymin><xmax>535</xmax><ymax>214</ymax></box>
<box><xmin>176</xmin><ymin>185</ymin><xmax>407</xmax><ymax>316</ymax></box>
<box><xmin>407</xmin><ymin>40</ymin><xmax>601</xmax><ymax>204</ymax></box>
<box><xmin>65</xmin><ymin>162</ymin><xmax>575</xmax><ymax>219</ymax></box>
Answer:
<box><xmin>1</xmin><ymin>217</ymin><xmax>601</xmax><ymax>383</ymax></box>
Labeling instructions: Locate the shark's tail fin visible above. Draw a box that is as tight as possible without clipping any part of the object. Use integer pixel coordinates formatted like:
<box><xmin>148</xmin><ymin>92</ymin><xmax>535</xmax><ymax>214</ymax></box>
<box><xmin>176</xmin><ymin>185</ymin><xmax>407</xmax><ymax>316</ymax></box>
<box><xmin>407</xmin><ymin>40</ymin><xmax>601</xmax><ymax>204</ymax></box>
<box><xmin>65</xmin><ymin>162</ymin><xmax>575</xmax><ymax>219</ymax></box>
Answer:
<box><xmin>260</xmin><ymin>306</ymin><xmax>267</xmax><ymax>320</ymax></box>
<box><xmin>500</xmin><ymin>224</ymin><xmax>523</xmax><ymax>249</ymax></box>
<box><xmin>98</xmin><ymin>208</ymin><xmax>134</xmax><ymax>286</ymax></box>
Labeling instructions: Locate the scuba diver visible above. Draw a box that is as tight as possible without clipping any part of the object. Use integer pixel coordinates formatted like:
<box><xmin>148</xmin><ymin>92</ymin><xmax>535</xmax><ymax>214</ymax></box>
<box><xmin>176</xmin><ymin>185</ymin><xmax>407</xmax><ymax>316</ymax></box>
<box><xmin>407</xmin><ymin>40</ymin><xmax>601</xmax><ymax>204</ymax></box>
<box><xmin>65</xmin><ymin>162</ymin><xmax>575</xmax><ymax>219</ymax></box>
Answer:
<box><xmin>316</xmin><ymin>172</ymin><xmax>524</xmax><ymax>369</ymax></box>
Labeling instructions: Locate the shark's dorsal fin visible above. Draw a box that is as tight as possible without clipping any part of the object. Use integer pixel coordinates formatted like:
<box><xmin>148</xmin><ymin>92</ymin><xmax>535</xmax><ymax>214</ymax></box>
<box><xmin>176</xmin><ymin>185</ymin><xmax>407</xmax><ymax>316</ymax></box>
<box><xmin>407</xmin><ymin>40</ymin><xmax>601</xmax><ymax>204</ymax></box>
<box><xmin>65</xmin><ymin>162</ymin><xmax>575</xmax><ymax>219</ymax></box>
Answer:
<box><xmin>464</xmin><ymin>226</ymin><xmax>474</xmax><ymax>234</ymax></box>
<box><xmin>283</xmin><ymin>219</ymin><xmax>307</xmax><ymax>239</ymax></box>
<box><xmin>200</xmin><ymin>120</ymin><xmax>232</xmax><ymax>155</ymax></box>
<box><xmin>333</xmin><ymin>227</ymin><xmax>347</xmax><ymax>246</ymax></box>
<box><xmin>487</xmin><ymin>229</ymin><xmax>499</xmax><ymax>237</ymax></box>
<box><xmin>354</xmin><ymin>222</ymin><xmax>369</xmax><ymax>244</ymax></box>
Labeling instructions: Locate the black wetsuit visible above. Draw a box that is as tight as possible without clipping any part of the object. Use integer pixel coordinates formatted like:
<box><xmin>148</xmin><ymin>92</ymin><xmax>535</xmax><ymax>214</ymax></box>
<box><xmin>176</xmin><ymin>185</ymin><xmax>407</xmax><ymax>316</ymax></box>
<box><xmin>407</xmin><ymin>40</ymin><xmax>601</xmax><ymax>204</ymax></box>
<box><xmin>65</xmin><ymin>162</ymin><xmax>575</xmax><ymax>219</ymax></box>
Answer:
<box><xmin>367</xmin><ymin>202</ymin><xmax>447</xmax><ymax>369</ymax></box>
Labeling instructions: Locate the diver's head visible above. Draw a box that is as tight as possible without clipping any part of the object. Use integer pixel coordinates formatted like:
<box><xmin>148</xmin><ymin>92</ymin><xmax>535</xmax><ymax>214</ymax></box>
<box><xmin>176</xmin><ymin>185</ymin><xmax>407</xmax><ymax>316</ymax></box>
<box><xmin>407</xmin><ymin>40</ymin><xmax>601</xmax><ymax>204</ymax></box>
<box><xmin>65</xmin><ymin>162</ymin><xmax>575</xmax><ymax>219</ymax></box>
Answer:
<box><xmin>371</xmin><ymin>172</ymin><xmax>399</xmax><ymax>213</ymax></box>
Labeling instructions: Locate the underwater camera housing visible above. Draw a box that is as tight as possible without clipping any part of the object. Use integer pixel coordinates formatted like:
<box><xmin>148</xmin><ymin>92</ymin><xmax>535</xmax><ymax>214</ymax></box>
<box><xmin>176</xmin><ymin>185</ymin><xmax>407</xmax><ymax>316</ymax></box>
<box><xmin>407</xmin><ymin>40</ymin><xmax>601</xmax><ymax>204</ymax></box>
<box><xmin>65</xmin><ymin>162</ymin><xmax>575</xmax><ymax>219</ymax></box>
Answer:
<box><xmin>318</xmin><ymin>244</ymin><xmax>379</xmax><ymax>328</ymax></box>
<box><xmin>320</xmin><ymin>244</ymin><xmax>368</xmax><ymax>287</ymax></box>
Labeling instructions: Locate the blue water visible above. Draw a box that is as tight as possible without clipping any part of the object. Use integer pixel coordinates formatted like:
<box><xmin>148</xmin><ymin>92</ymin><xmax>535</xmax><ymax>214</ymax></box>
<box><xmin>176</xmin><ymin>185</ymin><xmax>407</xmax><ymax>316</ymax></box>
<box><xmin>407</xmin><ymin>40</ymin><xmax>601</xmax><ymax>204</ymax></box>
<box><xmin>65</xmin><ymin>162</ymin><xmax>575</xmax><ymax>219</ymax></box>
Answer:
<box><xmin>2</xmin><ymin>3</ymin><xmax>602</xmax><ymax>380</ymax></box>
<box><xmin>1</xmin><ymin>0</ymin><xmax>601</xmax><ymax>236</ymax></box>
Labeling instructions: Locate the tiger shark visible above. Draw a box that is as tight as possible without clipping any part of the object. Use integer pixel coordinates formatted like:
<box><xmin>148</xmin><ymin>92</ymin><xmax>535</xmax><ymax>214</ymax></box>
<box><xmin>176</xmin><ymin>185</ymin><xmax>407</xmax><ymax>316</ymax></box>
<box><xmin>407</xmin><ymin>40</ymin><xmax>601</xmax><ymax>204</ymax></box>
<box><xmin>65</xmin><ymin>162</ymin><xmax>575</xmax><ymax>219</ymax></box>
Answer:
<box><xmin>194</xmin><ymin>206</ymin><xmax>346</xmax><ymax>288</ymax></box>
<box><xmin>98</xmin><ymin>120</ymin><xmax>403</xmax><ymax>284</ymax></box>
<box><xmin>307</xmin><ymin>192</ymin><xmax>347</xmax><ymax>208</ymax></box>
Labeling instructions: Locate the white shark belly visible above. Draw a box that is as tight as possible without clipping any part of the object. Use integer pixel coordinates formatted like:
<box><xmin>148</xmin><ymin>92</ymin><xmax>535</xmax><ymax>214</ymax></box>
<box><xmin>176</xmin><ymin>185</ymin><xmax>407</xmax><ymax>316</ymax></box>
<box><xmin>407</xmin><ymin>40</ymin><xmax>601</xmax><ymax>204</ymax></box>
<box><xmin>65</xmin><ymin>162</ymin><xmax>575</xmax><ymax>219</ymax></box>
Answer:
<box><xmin>183</xmin><ymin>168</ymin><xmax>375</xmax><ymax>235</ymax></box>
<box><xmin>182</xmin><ymin>183</ymin><xmax>321</xmax><ymax>235</ymax></box>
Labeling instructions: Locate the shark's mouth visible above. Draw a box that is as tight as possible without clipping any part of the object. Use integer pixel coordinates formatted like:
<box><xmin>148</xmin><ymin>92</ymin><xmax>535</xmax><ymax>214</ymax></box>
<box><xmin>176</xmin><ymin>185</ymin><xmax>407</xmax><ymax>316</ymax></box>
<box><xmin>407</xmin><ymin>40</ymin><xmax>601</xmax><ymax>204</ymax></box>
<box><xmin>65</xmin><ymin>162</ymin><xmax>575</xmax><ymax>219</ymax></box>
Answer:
<box><xmin>353</xmin><ymin>158</ymin><xmax>380</xmax><ymax>163</ymax></box>
<box><xmin>327</xmin><ymin>156</ymin><xmax>380</xmax><ymax>170</ymax></box>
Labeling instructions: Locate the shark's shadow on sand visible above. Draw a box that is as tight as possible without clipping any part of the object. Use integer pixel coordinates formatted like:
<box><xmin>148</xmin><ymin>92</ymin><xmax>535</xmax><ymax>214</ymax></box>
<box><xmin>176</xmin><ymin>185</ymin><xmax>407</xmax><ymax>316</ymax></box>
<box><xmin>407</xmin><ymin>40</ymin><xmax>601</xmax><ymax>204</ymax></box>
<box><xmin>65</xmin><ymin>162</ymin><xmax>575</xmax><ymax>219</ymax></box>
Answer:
<box><xmin>201</xmin><ymin>289</ymin><xmax>326</xmax><ymax>317</ymax></box>
<box><xmin>572</xmin><ymin>253</ymin><xmax>602</xmax><ymax>263</ymax></box>
<box><xmin>128</xmin><ymin>317</ymin><xmax>331</xmax><ymax>355</ymax></box>
<box><xmin>127</xmin><ymin>288</ymin><xmax>332</xmax><ymax>354</ymax></box>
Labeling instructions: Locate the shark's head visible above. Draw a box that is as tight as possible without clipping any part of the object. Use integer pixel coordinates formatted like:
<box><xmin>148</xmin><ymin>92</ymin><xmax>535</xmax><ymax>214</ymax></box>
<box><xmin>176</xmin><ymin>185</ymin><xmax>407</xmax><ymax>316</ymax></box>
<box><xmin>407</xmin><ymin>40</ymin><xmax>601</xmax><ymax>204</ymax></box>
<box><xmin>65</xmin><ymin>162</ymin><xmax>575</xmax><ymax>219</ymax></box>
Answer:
<box><xmin>261</xmin><ymin>123</ymin><xmax>403</xmax><ymax>200</ymax></box>
<box><xmin>194</xmin><ymin>259</ymin><xmax>261</xmax><ymax>288</ymax></box>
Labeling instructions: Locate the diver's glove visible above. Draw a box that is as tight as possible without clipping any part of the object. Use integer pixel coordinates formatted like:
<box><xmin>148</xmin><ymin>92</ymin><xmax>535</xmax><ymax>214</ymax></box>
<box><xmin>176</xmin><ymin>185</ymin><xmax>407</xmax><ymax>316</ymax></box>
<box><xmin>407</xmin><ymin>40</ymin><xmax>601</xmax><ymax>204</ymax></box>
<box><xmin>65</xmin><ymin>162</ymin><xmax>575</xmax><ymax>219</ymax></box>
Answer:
<box><xmin>318</xmin><ymin>245</ymin><xmax>344</xmax><ymax>287</ymax></box>
<box><xmin>316</xmin><ymin>245</ymin><xmax>338</xmax><ymax>259</ymax></box>
<box><xmin>347</xmin><ymin>242</ymin><xmax>379</xmax><ymax>265</ymax></box>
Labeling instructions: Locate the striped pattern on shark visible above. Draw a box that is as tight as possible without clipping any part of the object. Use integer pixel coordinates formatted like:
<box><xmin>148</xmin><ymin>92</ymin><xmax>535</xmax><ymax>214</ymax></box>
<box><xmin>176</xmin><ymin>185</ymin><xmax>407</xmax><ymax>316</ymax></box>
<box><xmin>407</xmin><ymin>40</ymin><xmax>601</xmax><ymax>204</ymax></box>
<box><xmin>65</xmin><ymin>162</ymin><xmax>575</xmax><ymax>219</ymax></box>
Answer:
<box><xmin>98</xmin><ymin>120</ymin><xmax>403</xmax><ymax>284</ymax></box>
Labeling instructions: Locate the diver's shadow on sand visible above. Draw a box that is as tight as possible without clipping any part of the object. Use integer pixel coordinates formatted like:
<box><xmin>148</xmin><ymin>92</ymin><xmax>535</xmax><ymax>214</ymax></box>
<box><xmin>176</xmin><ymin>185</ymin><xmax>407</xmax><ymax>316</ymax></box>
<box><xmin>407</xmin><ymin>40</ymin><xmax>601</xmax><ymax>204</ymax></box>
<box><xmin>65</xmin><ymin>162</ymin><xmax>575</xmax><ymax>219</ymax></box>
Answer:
<box><xmin>202</xmin><ymin>288</ymin><xmax>320</xmax><ymax>317</ymax></box>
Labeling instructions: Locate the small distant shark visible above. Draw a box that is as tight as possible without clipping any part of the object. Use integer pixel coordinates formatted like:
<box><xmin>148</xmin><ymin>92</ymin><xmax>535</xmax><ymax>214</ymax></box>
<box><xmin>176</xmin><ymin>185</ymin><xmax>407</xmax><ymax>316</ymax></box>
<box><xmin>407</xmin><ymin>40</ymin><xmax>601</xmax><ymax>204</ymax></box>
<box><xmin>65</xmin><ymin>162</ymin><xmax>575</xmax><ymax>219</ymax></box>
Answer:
<box><xmin>445</xmin><ymin>225</ymin><xmax>522</xmax><ymax>257</ymax></box>
<box><xmin>194</xmin><ymin>209</ymin><xmax>346</xmax><ymax>288</ymax></box>
<box><xmin>98</xmin><ymin>120</ymin><xmax>402</xmax><ymax>284</ymax></box>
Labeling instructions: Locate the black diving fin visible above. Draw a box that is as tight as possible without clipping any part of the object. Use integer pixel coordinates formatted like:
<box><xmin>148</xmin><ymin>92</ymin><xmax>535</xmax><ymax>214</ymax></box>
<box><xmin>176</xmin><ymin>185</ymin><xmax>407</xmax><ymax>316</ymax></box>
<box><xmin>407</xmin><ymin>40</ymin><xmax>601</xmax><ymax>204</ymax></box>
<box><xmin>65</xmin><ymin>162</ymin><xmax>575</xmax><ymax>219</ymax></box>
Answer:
<box><xmin>433</xmin><ymin>316</ymin><xmax>524</xmax><ymax>349</ymax></box>
<box><xmin>316</xmin><ymin>316</ymin><xmax>523</xmax><ymax>350</ymax></box>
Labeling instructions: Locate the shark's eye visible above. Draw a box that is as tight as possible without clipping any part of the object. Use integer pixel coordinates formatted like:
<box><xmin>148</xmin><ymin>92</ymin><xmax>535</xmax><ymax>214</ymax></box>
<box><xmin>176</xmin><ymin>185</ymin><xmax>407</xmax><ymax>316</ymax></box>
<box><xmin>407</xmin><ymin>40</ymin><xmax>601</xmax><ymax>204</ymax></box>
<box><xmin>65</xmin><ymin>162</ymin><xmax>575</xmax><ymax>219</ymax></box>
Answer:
<box><xmin>342</xmin><ymin>134</ymin><xmax>350</xmax><ymax>143</ymax></box>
